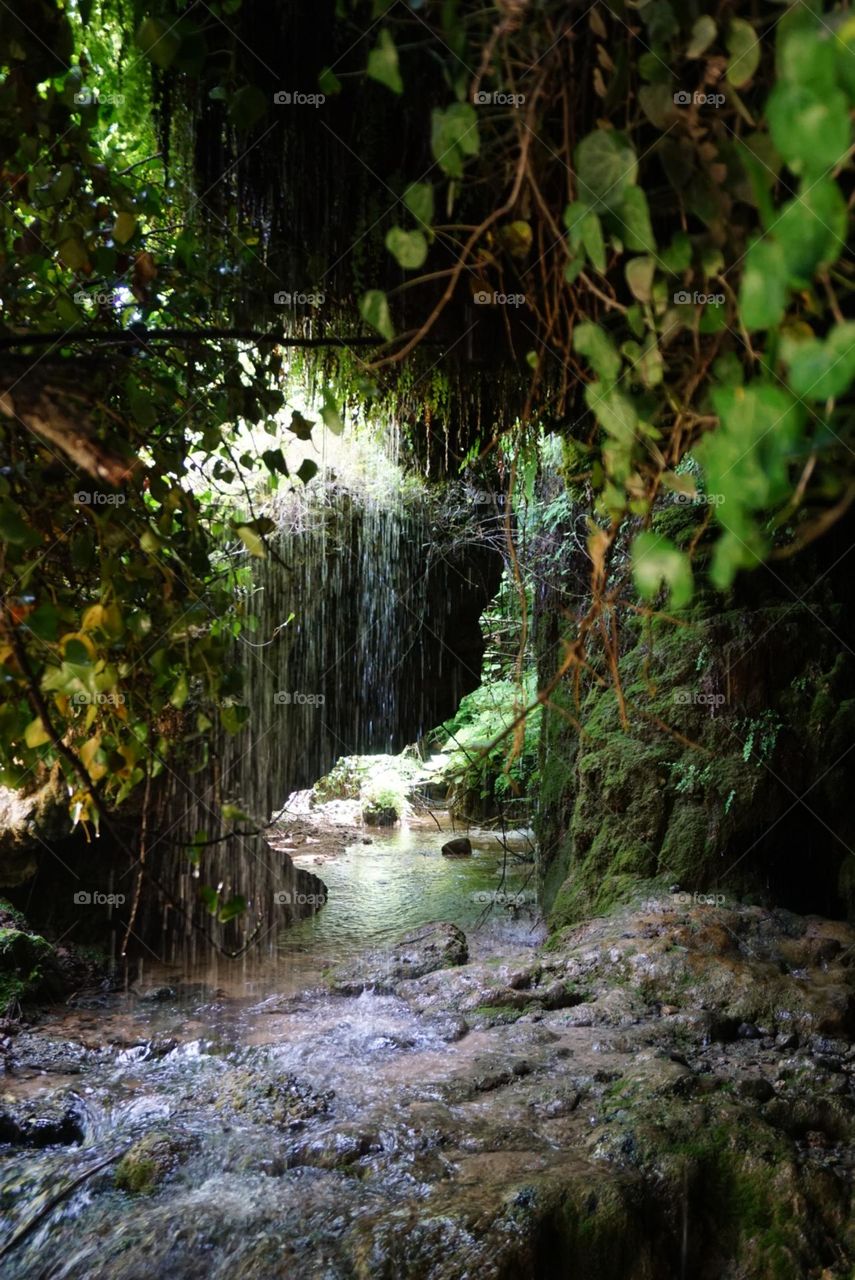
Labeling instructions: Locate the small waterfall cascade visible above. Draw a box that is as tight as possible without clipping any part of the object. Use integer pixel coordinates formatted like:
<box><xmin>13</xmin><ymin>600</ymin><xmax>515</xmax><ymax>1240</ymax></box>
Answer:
<box><xmin>143</xmin><ymin>470</ymin><xmax>502</xmax><ymax>961</ymax></box>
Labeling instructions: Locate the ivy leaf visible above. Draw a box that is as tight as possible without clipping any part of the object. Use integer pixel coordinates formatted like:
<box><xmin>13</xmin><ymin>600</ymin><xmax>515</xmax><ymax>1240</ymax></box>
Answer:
<box><xmin>359</xmin><ymin>289</ymin><xmax>395</xmax><ymax>341</ymax></box>
<box><xmin>367</xmin><ymin>29</ymin><xmax>403</xmax><ymax>94</ymax></box>
<box><xmin>618</xmin><ymin>186</ymin><xmax>655</xmax><ymax>253</ymax></box>
<box><xmin>385</xmin><ymin>226</ymin><xmax>428</xmax><ymax>269</ymax></box>
<box><xmin>320</xmin><ymin>393</ymin><xmax>343</xmax><ymax>435</ymax></box>
<box><xmin>235</xmin><ymin>524</ymin><xmax>267</xmax><ymax>558</ymax></box>
<box><xmin>687</xmin><ymin>15</ymin><xmax>716</xmax><ymax>58</ymax></box>
<box><xmin>297</xmin><ymin>459</ymin><xmax>319</xmax><ymax>484</ymax></box>
<box><xmin>430</xmin><ymin>103</ymin><xmax>479</xmax><ymax>178</ymax></box>
<box><xmin>632</xmin><ymin>532</ymin><xmax>693</xmax><ymax>609</ymax></box>
<box><xmin>740</xmin><ymin>238</ymin><xmax>788</xmax><ymax>330</ymax></box>
<box><xmin>24</xmin><ymin>717</ymin><xmax>52</xmax><ymax>749</ymax></box>
<box><xmin>574</xmin><ymin>323</ymin><xmax>622</xmax><ymax>387</ymax></box>
<box><xmin>218</xmin><ymin>895</ymin><xmax>247</xmax><ymax>924</ymax></box>
<box><xmin>564</xmin><ymin>202</ymin><xmax>605</xmax><ymax>273</ymax></box>
<box><xmin>135</xmin><ymin>17</ymin><xmax>181</xmax><ymax>69</ymax></box>
<box><xmin>318</xmin><ymin>66</ymin><xmax>342</xmax><ymax>95</ymax></box>
<box><xmin>229</xmin><ymin>84</ymin><xmax>267</xmax><ymax>131</ymax></box>
<box><xmin>403</xmin><ymin>182</ymin><xmax>434</xmax><ymax>227</ymax></box>
<box><xmin>766</xmin><ymin>82</ymin><xmax>851</xmax><ymax>176</ymax></box>
<box><xmin>625</xmin><ymin>256</ymin><xmax>655</xmax><ymax>303</ymax></box>
<box><xmin>726</xmin><ymin>18</ymin><xmax>760</xmax><ymax>87</ymax></box>
<box><xmin>575</xmin><ymin>129</ymin><xmax>638</xmax><ymax>211</ymax></box>
<box><xmin>585</xmin><ymin>383</ymin><xmax>637</xmax><ymax>445</ymax></box>
<box><xmin>774</xmin><ymin>179</ymin><xmax>847</xmax><ymax>282</ymax></box>
<box><xmin>787</xmin><ymin>323</ymin><xmax>855</xmax><ymax>401</ymax></box>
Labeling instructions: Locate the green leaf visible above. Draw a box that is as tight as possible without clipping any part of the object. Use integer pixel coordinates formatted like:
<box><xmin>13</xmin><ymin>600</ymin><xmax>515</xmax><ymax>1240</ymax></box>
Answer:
<box><xmin>431</xmin><ymin>103</ymin><xmax>479</xmax><ymax>178</ymax></box>
<box><xmin>220</xmin><ymin>703</ymin><xmax>250</xmax><ymax>734</ymax></box>
<box><xmin>218</xmin><ymin>895</ymin><xmax>247</xmax><ymax>924</ymax></box>
<box><xmin>766</xmin><ymin>82</ymin><xmax>851</xmax><ymax>176</ymax></box>
<box><xmin>777</xmin><ymin>25</ymin><xmax>837</xmax><ymax>89</ymax></box>
<box><xmin>726</xmin><ymin>18</ymin><xmax>760</xmax><ymax>87</ymax></box>
<box><xmin>128</xmin><ymin>380</ymin><xmax>157</xmax><ymax>428</ymax></box>
<box><xmin>564</xmin><ymin>202</ymin><xmax>605</xmax><ymax>273</ymax></box>
<box><xmin>625</xmin><ymin>256</ymin><xmax>655</xmax><ymax>303</ymax></box>
<box><xmin>359</xmin><ymin>289</ymin><xmax>394</xmax><ymax>341</ymax></box>
<box><xmin>787</xmin><ymin>323</ymin><xmax>855</xmax><ymax>401</ymax></box>
<box><xmin>367</xmin><ymin>29</ymin><xmax>403</xmax><ymax>94</ymax></box>
<box><xmin>687</xmin><ymin>15</ymin><xmax>716</xmax><ymax>58</ymax></box>
<box><xmin>24</xmin><ymin>717</ymin><xmax>52</xmax><ymax>748</ymax></box>
<box><xmin>385</xmin><ymin>226</ymin><xmax>428</xmax><ymax>269</ymax></box>
<box><xmin>297</xmin><ymin>459</ymin><xmax>319</xmax><ymax>484</ymax></box>
<box><xmin>135</xmin><ymin>17</ymin><xmax>181</xmax><ymax>69</ymax></box>
<box><xmin>774</xmin><ymin>179</ymin><xmax>847</xmax><ymax>282</ymax></box>
<box><xmin>574</xmin><ymin>323</ymin><xmax>621</xmax><ymax>387</ymax></box>
<box><xmin>170</xmin><ymin>673</ymin><xmax>189</xmax><ymax>710</ymax></box>
<box><xmin>632</xmin><ymin>532</ymin><xmax>693</xmax><ymax>609</ymax></box>
<box><xmin>575</xmin><ymin>129</ymin><xmax>638</xmax><ymax>211</ymax></box>
<box><xmin>739</xmin><ymin>238</ymin><xmax>788</xmax><ymax>330</ymax></box>
<box><xmin>320</xmin><ymin>393</ymin><xmax>343</xmax><ymax>435</ymax></box>
<box><xmin>235</xmin><ymin>524</ymin><xmax>267</xmax><ymax>558</ymax></box>
<box><xmin>403</xmin><ymin>182</ymin><xmax>434</xmax><ymax>227</ymax></box>
<box><xmin>585</xmin><ymin>383</ymin><xmax>637</xmax><ymax>444</ymax></box>
<box><xmin>318</xmin><ymin>66</ymin><xmax>342</xmax><ymax>95</ymax></box>
<box><xmin>618</xmin><ymin>187</ymin><xmax>656</xmax><ymax>253</ymax></box>
<box><xmin>229</xmin><ymin>84</ymin><xmax>267</xmax><ymax>131</ymax></box>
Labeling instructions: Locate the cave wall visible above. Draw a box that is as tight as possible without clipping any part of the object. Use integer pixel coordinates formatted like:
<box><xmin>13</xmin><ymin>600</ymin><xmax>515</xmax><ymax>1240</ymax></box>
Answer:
<box><xmin>534</xmin><ymin>507</ymin><xmax>855</xmax><ymax>928</ymax></box>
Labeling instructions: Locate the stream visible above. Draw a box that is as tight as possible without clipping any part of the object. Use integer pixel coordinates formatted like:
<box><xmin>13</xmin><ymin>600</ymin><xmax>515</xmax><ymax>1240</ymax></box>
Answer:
<box><xmin>0</xmin><ymin>814</ymin><xmax>545</xmax><ymax>1278</ymax></box>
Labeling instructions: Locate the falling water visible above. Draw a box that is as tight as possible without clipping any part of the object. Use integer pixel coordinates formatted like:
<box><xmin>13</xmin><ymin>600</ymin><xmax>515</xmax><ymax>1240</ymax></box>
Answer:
<box><xmin>142</xmin><ymin>472</ymin><xmax>501</xmax><ymax>960</ymax></box>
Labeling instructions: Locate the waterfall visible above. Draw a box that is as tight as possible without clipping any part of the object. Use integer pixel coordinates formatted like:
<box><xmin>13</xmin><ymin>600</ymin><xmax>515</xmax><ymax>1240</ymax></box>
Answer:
<box><xmin>141</xmin><ymin>472</ymin><xmax>502</xmax><ymax>961</ymax></box>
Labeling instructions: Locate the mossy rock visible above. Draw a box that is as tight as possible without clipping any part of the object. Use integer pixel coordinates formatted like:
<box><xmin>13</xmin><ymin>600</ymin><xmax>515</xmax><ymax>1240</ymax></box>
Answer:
<box><xmin>0</xmin><ymin>926</ymin><xmax>52</xmax><ymax>1013</ymax></box>
<box><xmin>115</xmin><ymin>1132</ymin><xmax>183</xmax><ymax>1194</ymax></box>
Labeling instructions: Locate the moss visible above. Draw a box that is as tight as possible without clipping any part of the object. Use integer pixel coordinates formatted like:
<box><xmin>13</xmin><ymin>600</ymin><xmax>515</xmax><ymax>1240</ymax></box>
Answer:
<box><xmin>0</xmin><ymin>927</ymin><xmax>52</xmax><ymax>1013</ymax></box>
<box><xmin>469</xmin><ymin>1004</ymin><xmax>523</xmax><ymax>1025</ymax></box>
<box><xmin>115</xmin><ymin>1133</ymin><xmax>180</xmax><ymax>1194</ymax></box>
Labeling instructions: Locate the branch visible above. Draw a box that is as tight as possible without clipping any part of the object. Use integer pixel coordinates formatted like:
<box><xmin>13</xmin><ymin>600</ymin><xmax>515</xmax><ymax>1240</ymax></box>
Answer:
<box><xmin>0</xmin><ymin>376</ymin><xmax>135</xmax><ymax>485</ymax></box>
<box><xmin>0</xmin><ymin>329</ymin><xmax>390</xmax><ymax>351</ymax></box>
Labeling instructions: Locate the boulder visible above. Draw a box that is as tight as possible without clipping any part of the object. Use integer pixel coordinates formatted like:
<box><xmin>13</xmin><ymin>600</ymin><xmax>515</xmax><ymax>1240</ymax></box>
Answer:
<box><xmin>328</xmin><ymin>922</ymin><xmax>469</xmax><ymax>995</ymax></box>
<box><xmin>441</xmin><ymin>836</ymin><xmax>472</xmax><ymax>858</ymax></box>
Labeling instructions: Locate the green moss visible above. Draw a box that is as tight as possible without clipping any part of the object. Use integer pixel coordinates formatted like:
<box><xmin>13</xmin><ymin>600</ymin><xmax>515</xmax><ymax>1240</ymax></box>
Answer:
<box><xmin>0</xmin><ymin>927</ymin><xmax>52</xmax><ymax>1013</ymax></box>
<box><xmin>115</xmin><ymin>1133</ymin><xmax>180</xmax><ymax>1194</ymax></box>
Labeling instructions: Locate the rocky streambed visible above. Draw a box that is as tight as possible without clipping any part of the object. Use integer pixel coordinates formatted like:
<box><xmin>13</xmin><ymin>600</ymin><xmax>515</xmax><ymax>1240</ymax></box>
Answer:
<box><xmin>1</xmin><ymin>893</ymin><xmax>854</xmax><ymax>1278</ymax></box>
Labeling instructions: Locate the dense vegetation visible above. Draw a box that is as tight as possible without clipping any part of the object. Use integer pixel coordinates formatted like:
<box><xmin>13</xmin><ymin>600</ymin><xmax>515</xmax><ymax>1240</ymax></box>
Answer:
<box><xmin>1</xmin><ymin>0</ymin><xmax>853</xmax><ymax>912</ymax></box>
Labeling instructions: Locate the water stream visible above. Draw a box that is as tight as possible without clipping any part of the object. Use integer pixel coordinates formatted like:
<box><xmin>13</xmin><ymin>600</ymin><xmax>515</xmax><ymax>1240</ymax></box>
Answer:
<box><xmin>0</xmin><ymin>816</ymin><xmax>542</xmax><ymax>1278</ymax></box>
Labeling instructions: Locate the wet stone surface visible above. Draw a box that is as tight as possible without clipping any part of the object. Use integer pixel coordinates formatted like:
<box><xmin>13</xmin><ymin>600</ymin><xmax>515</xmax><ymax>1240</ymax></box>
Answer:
<box><xmin>1</xmin><ymin>896</ymin><xmax>854</xmax><ymax>1278</ymax></box>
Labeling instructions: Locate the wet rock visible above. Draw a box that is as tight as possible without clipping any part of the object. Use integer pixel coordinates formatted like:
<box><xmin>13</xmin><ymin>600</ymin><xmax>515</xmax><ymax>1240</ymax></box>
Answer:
<box><xmin>328</xmin><ymin>922</ymin><xmax>468</xmax><ymax>995</ymax></box>
<box><xmin>737</xmin><ymin>1077</ymin><xmax>774</xmax><ymax>1103</ymax></box>
<box><xmin>138</xmin><ymin>986</ymin><xmax>177</xmax><ymax>1003</ymax></box>
<box><xmin>0</xmin><ymin>1095</ymin><xmax>85</xmax><ymax>1147</ymax></box>
<box><xmin>114</xmin><ymin>1131</ymin><xmax>187</xmax><ymax>1194</ymax></box>
<box><xmin>775</xmin><ymin>1032</ymin><xmax>799</xmax><ymax>1050</ymax></box>
<box><xmin>441</xmin><ymin>836</ymin><xmax>472</xmax><ymax>857</ymax></box>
